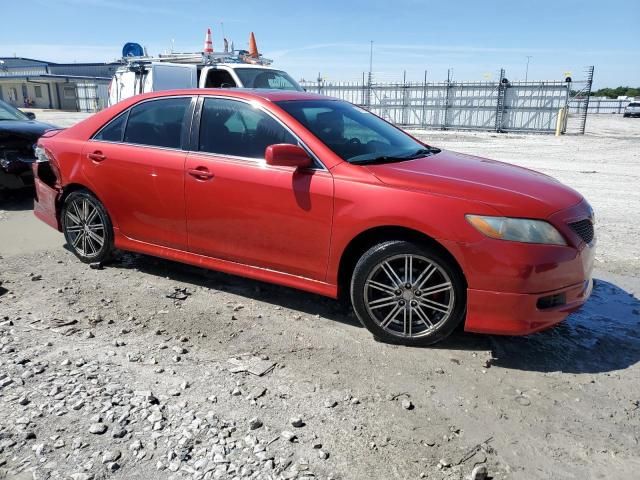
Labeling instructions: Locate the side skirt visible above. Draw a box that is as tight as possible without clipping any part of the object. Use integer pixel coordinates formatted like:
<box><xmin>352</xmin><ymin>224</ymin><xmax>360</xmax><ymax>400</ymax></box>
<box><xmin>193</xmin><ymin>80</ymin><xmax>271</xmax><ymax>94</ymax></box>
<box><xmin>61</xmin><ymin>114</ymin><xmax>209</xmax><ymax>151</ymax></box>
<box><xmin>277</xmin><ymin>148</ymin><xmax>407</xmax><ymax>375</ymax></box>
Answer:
<box><xmin>114</xmin><ymin>233</ymin><xmax>338</xmax><ymax>299</ymax></box>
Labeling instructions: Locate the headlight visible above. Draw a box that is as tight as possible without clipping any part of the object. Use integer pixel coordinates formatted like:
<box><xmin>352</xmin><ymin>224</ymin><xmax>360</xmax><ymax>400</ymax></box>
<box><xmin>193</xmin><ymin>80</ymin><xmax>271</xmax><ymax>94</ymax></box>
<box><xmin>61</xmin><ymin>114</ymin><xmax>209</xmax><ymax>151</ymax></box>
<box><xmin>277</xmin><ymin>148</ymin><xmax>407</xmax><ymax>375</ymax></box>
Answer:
<box><xmin>466</xmin><ymin>215</ymin><xmax>566</xmax><ymax>245</ymax></box>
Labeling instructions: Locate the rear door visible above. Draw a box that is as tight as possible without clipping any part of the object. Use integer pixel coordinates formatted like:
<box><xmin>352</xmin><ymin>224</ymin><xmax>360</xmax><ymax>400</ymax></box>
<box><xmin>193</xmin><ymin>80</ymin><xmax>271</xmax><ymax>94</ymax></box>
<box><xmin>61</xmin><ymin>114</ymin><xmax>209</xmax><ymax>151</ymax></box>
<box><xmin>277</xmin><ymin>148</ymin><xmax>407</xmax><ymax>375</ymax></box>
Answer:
<box><xmin>83</xmin><ymin>96</ymin><xmax>194</xmax><ymax>249</ymax></box>
<box><xmin>184</xmin><ymin>96</ymin><xmax>334</xmax><ymax>280</ymax></box>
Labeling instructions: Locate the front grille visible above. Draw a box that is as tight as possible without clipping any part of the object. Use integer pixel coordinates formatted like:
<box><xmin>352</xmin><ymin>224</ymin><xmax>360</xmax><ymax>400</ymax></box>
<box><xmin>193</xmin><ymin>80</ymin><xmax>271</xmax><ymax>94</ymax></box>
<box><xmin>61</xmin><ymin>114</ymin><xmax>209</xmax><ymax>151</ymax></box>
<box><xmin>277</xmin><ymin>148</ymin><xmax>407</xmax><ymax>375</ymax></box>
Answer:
<box><xmin>568</xmin><ymin>219</ymin><xmax>594</xmax><ymax>244</ymax></box>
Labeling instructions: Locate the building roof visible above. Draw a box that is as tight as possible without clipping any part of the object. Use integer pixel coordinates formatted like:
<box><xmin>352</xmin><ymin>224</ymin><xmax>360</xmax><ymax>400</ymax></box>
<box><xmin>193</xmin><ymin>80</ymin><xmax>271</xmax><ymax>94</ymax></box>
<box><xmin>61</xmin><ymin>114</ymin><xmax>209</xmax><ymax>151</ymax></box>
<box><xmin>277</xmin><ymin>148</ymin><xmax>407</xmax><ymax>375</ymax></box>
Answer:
<box><xmin>0</xmin><ymin>57</ymin><xmax>53</xmax><ymax>68</ymax></box>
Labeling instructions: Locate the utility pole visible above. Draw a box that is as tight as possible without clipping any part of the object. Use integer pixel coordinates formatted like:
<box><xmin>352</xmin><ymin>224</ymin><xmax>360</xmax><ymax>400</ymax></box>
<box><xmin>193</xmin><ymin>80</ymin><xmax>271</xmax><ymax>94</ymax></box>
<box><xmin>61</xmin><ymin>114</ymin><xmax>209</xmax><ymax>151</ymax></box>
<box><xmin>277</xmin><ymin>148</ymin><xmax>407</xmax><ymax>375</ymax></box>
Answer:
<box><xmin>525</xmin><ymin>55</ymin><xmax>532</xmax><ymax>83</ymax></box>
<box><xmin>366</xmin><ymin>40</ymin><xmax>373</xmax><ymax>108</ymax></box>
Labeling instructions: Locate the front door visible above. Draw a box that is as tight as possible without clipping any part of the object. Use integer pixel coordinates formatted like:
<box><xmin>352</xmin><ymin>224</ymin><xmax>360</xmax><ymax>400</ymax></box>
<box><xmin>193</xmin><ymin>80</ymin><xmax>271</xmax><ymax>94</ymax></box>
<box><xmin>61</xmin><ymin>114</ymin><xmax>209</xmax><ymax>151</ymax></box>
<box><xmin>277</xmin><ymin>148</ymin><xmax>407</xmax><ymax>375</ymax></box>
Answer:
<box><xmin>185</xmin><ymin>97</ymin><xmax>334</xmax><ymax>281</ymax></box>
<box><xmin>83</xmin><ymin>96</ymin><xmax>192</xmax><ymax>249</ymax></box>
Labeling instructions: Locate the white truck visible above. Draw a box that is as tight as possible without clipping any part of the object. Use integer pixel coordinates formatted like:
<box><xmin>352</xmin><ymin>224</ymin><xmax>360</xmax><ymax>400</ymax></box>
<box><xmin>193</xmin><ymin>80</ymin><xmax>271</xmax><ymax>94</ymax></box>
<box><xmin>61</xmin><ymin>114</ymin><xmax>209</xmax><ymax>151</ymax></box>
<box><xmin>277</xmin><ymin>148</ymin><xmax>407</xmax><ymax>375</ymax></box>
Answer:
<box><xmin>108</xmin><ymin>62</ymin><xmax>303</xmax><ymax>105</ymax></box>
<box><xmin>108</xmin><ymin>33</ymin><xmax>303</xmax><ymax>105</ymax></box>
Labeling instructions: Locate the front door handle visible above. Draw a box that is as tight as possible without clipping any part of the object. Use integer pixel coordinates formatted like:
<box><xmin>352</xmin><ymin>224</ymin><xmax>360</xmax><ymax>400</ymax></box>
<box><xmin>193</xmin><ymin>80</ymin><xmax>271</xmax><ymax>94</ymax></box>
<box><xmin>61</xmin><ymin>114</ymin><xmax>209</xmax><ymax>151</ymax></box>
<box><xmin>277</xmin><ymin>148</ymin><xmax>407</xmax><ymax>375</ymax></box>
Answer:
<box><xmin>87</xmin><ymin>151</ymin><xmax>106</xmax><ymax>162</ymax></box>
<box><xmin>188</xmin><ymin>167</ymin><xmax>214</xmax><ymax>180</ymax></box>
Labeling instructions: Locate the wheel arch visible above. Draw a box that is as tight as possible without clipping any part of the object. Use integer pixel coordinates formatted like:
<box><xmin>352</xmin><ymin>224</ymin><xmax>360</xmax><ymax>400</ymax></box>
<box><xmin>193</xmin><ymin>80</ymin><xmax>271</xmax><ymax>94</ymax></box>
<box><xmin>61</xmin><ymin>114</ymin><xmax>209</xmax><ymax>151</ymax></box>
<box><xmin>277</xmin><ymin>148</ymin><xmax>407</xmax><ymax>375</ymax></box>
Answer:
<box><xmin>336</xmin><ymin>225</ymin><xmax>467</xmax><ymax>301</ymax></box>
<box><xmin>57</xmin><ymin>183</ymin><xmax>114</xmax><ymax>228</ymax></box>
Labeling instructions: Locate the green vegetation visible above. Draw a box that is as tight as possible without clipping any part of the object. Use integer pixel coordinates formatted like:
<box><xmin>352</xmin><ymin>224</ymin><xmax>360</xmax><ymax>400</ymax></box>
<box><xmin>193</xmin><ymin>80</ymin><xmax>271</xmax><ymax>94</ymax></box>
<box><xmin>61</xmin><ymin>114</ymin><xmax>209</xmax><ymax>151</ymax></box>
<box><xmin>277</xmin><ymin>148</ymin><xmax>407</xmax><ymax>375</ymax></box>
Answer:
<box><xmin>590</xmin><ymin>86</ymin><xmax>640</xmax><ymax>98</ymax></box>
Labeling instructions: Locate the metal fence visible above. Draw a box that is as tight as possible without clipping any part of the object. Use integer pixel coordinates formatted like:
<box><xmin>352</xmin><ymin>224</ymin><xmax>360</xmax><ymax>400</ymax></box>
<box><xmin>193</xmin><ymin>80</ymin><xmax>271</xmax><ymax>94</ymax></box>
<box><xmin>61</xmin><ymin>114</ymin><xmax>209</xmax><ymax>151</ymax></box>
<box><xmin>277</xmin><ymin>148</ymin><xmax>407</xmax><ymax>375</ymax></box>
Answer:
<box><xmin>301</xmin><ymin>68</ymin><xmax>594</xmax><ymax>134</ymax></box>
<box><xmin>569</xmin><ymin>99</ymin><xmax>631</xmax><ymax>114</ymax></box>
<box><xmin>76</xmin><ymin>81</ymin><xmax>110</xmax><ymax>112</ymax></box>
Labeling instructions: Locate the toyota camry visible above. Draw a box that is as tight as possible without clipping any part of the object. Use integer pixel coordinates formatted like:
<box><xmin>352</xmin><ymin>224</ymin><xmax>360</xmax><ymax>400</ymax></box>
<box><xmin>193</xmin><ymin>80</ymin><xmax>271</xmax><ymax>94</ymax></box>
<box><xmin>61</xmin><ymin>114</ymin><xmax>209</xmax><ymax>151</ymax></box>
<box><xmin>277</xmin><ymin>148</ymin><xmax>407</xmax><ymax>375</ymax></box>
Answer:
<box><xmin>32</xmin><ymin>89</ymin><xmax>595</xmax><ymax>346</ymax></box>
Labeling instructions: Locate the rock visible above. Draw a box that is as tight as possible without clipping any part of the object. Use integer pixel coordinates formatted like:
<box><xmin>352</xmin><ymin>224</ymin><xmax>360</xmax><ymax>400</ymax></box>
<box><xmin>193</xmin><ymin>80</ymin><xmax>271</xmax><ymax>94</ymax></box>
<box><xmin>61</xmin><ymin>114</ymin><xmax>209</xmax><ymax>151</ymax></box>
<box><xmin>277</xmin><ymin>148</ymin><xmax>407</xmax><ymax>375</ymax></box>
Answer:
<box><xmin>401</xmin><ymin>399</ymin><xmax>414</xmax><ymax>410</ymax></box>
<box><xmin>249</xmin><ymin>417</ymin><xmax>263</xmax><ymax>430</ymax></box>
<box><xmin>89</xmin><ymin>423</ymin><xmax>108</xmax><ymax>434</ymax></box>
<box><xmin>470</xmin><ymin>465</ymin><xmax>488</xmax><ymax>480</ymax></box>
<box><xmin>350</xmin><ymin>397</ymin><xmax>360</xmax><ymax>405</ymax></box>
<box><xmin>318</xmin><ymin>450</ymin><xmax>329</xmax><ymax>460</ymax></box>
<box><xmin>106</xmin><ymin>462</ymin><xmax>120</xmax><ymax>472</ymax></box>
<box><xmin>231</xmin><ymin>387</ymin><xmax>242</xmax><ymax>396</ymax></box>
<box><xmin>515</xmin><ymin>396</ymin><xmax>531</xmax><ymax>406</ymax></box>
<box><xmin>0</xmin><ymin>377</ymin><xmax>13</xmax><ymax>388</ymax></box>
<box><xmin>84</xmin><ymin>331</ymin><xmax>95</xmax><ymax>339</ymax></box>
<box><xmin>290</xmin><ymin>416</ymin><xmax>305</xmax><ymax>428</ymax></box>
<box><xmin>324</xmin><ymin>400</ymin><xmax>338</xmax><ymax>408</ymax></box>
<box><xmin>180</xmin><ymin>381</ymin><xmax>190</xmax><ymax>390</ymax></box>
<box><xmin>129</xmin><ymin>440</ymin><xmax>143</xmax><ymax>451</ymax></box>
<box><xmin>438</xmin><ymin>458</ymin><xmax>451</xmax><ymax>469</ymax></box>
<box><xmin>101</xmin><ymin>450</ymin><xmax>121</xmax><ymax>464</ymax></box>
<box><xmin>71</xmin><ymin>474</ymin><xmax>93</xmax><ymax>480</ymax></box>
<box><xmin>53</xmin><ymin>439</ymin><xmax>65</xmax><ymax>448</ymax></box>
<box><xmin>112</xmin><ymin>427</ymin><xmax>127</xmax><ymax>439</ymax></box>
<box><xmin>71</xmin><ymin>400</ymin><xmax>85</xmax><ymax>410</ymax></box>
<box><xmin>172</xmin><ymin>346</ymin><xmax>187</xmax><ymax>355</ymax></box>
<box><xmin>134</xmin><ymin>390</ymin><xmax>159</xmax><ymax>404</ymax></box>
<box><xmin>246</xmin><ymin>386</ymin><xmax>267</xmax><ymax>401</ymax></box>
<box><xmin>281</xmin><ymin>430</ymin><xmax>297</xmax><ymax>442</ymax></box>
<box><xmin>17</xmin><ymin>395</ymin><xmax>29</xmax><ymax>406</ymax></box>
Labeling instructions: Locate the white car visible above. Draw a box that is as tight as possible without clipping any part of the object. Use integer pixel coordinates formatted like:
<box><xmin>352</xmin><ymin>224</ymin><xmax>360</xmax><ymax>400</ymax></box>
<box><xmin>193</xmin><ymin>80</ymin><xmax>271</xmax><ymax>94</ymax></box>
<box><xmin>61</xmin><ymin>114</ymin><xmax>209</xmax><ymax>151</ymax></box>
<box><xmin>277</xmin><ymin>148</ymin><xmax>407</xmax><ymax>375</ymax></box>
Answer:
<box><xmin>623</xmin><ymin>102</ymin><xmax>640</xmax><ymax>118</ymax></box>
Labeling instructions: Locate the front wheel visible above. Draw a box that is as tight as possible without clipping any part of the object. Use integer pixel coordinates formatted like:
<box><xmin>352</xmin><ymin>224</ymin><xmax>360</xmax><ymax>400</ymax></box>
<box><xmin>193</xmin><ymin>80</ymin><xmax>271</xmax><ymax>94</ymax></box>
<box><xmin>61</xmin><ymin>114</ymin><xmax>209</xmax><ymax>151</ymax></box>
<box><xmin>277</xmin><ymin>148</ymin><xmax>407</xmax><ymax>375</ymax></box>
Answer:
<box><xmin>350</xmin><ymin>240</ymin><xmax>466</xmax><ymax>346</ymax></box>
<box><xmin>61</xmin><ymin>190</ymin><xmax>114</xmax><ymax>264</ymax></box>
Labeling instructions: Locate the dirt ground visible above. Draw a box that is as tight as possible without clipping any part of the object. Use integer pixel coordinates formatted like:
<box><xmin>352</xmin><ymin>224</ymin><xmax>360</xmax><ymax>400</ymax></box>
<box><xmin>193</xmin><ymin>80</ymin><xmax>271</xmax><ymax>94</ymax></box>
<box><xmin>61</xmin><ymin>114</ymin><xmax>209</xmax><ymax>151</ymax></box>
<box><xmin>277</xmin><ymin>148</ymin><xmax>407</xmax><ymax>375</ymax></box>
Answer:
<box><xmin>0</xmin><ymin>113</ymin><xmax>639</xmax><ymax>480</ymax></box>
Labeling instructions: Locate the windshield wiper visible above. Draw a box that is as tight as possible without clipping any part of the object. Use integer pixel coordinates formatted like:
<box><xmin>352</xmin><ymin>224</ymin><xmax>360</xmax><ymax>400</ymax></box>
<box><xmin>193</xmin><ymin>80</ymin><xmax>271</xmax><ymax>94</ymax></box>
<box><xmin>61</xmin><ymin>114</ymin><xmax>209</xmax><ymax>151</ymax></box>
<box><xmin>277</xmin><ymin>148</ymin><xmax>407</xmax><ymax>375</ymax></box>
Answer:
<box><xmin>350</xmin><ymin>146</ymin><xmax>441</xmax><ymax>165</ymax></box>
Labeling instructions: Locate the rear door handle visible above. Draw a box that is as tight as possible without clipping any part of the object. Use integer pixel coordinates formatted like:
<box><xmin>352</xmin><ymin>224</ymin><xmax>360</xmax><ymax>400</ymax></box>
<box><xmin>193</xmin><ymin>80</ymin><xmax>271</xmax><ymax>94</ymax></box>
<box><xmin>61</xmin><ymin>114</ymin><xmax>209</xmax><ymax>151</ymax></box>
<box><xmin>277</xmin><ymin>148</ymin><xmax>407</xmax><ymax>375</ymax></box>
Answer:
<box><xmin>87</xmin><ymin>151</ymin><xmax>106</xmax><ymax>162</ymax></box>
<box><xmin>188</xmin><ymin>167</ymin><xmax>214</xmax><ymax>180</ymax></box>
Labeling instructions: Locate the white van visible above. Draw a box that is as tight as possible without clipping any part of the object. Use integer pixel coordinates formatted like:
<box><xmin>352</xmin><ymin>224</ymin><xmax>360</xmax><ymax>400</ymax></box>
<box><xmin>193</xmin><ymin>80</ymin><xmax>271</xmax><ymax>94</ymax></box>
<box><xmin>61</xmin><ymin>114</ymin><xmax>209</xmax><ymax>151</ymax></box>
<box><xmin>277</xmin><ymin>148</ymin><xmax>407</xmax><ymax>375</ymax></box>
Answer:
<box><xmin>108</xmin><ymin>62</ymin><xmax>303</xmax><ymax>105</ymax></box>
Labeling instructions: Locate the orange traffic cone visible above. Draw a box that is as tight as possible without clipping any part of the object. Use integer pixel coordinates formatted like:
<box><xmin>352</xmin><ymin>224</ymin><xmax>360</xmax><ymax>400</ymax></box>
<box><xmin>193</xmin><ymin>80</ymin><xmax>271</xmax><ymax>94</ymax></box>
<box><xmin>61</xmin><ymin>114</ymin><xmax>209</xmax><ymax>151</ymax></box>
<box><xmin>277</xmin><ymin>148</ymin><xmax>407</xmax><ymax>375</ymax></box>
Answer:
<box><xmin>204</xmin><ymin>28</ymin><xmax>213</xmax><ymax>53</ymax></box>
<box><xmin>248</xmin><ymin>32</ymin><xmax>259</xmax><ymax>58</ymax></box>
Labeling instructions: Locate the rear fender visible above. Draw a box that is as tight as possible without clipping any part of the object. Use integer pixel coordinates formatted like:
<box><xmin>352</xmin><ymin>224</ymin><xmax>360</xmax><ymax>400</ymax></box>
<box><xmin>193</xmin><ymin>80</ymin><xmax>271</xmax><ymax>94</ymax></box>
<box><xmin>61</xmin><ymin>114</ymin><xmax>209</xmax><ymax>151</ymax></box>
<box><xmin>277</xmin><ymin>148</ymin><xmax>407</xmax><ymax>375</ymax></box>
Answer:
<box><xmin>32</xmin><ymin>160</ymin><xmax>62</xmax><ymax>231</ymax></box>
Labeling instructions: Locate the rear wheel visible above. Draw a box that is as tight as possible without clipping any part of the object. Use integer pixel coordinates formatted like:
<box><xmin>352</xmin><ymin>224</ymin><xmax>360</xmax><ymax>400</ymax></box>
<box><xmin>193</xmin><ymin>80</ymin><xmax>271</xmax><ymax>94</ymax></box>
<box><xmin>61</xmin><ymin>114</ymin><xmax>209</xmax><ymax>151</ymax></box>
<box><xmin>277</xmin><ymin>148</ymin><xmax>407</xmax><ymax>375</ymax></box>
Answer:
<box><xmin>350</xmin><ymin>240</ymin><xmax>466</xmax><ymax>346</ymax></box>
<box><xmin>62</xmin><ymin>190</ymin><xmax>114</xmax><ymax>264</ymax></box>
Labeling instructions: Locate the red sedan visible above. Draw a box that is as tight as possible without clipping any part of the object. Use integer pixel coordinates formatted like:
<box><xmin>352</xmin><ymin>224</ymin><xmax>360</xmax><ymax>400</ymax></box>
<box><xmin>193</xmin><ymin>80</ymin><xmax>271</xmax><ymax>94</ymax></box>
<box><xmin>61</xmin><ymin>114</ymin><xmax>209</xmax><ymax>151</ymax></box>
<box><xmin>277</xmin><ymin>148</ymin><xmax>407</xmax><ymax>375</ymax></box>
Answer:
<box><xmin>32</xmin><ymin>89</ymin><xmax>595</xmax><ymax>346</ymax></box>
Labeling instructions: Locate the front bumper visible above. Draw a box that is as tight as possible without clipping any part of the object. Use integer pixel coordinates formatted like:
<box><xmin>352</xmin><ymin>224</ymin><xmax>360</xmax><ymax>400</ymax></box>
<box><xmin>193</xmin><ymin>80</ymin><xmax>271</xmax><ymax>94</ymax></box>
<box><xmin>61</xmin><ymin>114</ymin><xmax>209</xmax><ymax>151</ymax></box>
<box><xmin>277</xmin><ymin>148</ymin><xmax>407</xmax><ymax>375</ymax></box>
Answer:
<box><xmin>446</xmin><ymin>199</ymin><xmax>595</xmax><ymax>335</ymax></box>
<box><xmin>465</xmin><ymin>278</ymin><xmax>592</xmax><ymax>335</ymax></box>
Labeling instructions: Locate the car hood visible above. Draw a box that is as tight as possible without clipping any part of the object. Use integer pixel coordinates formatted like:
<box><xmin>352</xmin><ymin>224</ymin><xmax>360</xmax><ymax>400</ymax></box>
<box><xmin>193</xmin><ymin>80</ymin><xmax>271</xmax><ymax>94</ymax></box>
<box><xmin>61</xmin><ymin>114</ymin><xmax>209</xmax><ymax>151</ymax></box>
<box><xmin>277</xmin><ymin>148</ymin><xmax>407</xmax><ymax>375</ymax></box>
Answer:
<box><xmin>365</xmin><ymin>150</ymin><xmax>583</xmax><ymax>218</ymax></box>
<box><xmin>0</xmin><ymin>120</ymin><xmax>58</xmax><ymax>141</ymax></box>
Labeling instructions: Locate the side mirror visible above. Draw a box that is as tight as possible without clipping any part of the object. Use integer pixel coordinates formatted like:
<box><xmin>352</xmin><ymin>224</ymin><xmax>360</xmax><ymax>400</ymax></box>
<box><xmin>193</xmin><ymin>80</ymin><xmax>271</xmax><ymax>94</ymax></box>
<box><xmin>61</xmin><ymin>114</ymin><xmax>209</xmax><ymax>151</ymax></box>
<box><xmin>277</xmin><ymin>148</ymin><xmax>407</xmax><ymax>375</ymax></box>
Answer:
<box><xmin>265</xmin><ymin>144</ymin><xmax>312</xmax><ymax>169</ymax></box>
<box><xmin>25</xmin><ymin>111</ymin><xmax>36</xmax><ymax>120</ymax></box>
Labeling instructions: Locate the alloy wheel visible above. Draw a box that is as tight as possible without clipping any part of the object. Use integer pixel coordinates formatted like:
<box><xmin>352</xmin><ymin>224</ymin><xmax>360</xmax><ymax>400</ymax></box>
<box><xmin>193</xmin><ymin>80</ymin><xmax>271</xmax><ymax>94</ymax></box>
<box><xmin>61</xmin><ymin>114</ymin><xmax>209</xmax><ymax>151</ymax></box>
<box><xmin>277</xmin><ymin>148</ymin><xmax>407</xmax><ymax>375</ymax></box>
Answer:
<box><xmin>64</xmin><ymin>197</ymin><xmax>106</xmax><ymax>258</ymax></box>
<box><xmin>364</xmin><ymin>254</ymin><xmax>455</xmax><ymax>338</ymax></box>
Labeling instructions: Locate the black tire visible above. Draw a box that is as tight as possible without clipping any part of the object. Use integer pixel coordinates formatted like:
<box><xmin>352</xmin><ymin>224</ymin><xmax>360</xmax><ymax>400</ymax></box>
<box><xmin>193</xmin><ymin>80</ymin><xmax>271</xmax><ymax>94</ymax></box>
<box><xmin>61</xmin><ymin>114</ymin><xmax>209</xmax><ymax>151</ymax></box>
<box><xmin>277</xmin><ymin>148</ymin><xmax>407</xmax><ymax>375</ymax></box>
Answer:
<box><xmin>61</xmin><ymin>190</ymin><xmax>114</xmax><ymax>264</ymax></box>
<box><xmin>623</xmin><ymin>114</ymin><xmax>630</xmax><ymax>118</ymax></box>
<box><xmin>350</xmin><ymin>240</ymin><xmax>466</xmax><ymax>346</ymax></box>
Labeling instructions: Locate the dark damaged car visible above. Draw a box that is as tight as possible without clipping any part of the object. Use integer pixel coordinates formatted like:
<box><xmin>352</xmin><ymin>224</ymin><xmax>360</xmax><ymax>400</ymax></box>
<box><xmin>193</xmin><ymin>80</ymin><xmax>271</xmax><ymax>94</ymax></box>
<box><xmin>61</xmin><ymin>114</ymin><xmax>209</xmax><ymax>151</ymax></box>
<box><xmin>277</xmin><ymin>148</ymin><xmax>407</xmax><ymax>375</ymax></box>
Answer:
<box><xmin>0</xmin><ymin>100</ymin><xmax>57</xmax><ymax>194</ymax></box>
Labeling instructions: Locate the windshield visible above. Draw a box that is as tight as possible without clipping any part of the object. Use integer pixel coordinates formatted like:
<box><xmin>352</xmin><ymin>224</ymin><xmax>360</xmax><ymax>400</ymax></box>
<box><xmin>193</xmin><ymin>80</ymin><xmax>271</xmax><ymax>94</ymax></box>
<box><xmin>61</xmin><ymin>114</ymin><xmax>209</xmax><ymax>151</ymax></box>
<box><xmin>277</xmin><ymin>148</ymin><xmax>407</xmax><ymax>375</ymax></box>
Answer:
<box><xmin>276</xmin><ymin>99</ymin><xmax>437</xmax><ymax>163</ymax></box>
<box><xmin>234</xmin><ymin>68</ymin><xmax>303</xmax><ymax>91</ymax></box>
<box><xmin>628</xmin><ymin>103</ymin><xmax>640</xmax><ymax>108</ymax></box>
<box><xmin>0</xmin><ymin>100</ymin><xmax>29</xmax><ymax>121</ymax></box>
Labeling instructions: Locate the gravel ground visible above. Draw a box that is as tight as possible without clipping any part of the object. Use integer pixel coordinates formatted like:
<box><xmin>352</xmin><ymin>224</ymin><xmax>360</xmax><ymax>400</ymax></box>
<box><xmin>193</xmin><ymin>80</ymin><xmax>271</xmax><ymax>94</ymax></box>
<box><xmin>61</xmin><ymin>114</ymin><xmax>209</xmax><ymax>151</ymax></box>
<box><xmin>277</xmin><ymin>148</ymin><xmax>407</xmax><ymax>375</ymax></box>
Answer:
<box><xmin>0</xmin><ymin>112</ymin><xmax>639</xmax><ymax>480</ymax></box>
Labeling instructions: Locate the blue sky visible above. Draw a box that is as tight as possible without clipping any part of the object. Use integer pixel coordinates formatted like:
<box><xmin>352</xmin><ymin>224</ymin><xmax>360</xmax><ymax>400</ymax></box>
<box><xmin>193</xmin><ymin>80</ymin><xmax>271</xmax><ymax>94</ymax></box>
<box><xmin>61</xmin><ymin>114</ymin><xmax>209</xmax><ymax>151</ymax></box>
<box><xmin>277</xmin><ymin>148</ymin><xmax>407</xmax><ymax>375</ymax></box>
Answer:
<box><xmin>2</xmin><ymin>0</ymin><xmax>639</xmax><ymax>87</ymax></box>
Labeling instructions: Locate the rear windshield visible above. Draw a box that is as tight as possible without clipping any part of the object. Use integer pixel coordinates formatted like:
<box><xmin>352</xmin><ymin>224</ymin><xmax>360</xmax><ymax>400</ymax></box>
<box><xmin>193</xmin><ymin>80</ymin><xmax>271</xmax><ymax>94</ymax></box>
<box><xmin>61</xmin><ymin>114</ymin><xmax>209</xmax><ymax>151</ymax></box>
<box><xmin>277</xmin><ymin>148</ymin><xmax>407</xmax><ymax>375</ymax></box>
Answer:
<box><xmin>628</xmin><ymin>103</ymin><xmax>640</xmax><ymax>107</ymax></box>
<box><xmin>234</xmin><ymin>68</ymin><xmax>303</xmax><ymax>91</ymax></box>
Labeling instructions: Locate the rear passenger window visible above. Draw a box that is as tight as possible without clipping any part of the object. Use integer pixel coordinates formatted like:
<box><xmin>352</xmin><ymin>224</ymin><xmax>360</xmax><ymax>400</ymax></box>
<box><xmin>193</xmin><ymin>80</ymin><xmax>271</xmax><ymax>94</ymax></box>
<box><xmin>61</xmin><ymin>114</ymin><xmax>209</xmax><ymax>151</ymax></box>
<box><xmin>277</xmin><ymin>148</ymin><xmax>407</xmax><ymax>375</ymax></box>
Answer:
<box><xmin>94</xmin><ymin>112</ymin><xmax>128</xmax><ymax>142</ymax></box>
<box><xmin>199</xmin><ymin>98</ymin><xmax>296</xmax><ymax>158</ymax></box>
<box><xmin>123</xmin><ymin>97</ymin><xmax>190</xmax><ymax>149</ymax></box>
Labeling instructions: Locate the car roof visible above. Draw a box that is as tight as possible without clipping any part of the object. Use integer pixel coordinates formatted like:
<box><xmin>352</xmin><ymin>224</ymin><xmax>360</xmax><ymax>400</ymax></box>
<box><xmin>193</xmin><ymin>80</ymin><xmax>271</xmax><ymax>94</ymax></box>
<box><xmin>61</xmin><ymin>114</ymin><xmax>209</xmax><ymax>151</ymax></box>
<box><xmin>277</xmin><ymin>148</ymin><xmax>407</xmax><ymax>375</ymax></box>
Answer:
<box><xmin>135</xmin><ymin>88</ymin><xmax>337</xmax><ymax>103</ymax></box>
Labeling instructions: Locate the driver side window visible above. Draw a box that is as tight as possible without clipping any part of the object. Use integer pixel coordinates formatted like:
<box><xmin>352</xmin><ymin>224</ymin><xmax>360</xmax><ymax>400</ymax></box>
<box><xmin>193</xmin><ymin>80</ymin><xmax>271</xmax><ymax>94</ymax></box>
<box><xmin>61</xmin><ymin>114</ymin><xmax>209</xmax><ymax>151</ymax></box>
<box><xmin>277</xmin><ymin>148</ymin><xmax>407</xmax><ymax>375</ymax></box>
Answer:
<box><xmin>199</xmin><ymin>98</ymin><xmax>296</xmax><ymax>158</ymax></box>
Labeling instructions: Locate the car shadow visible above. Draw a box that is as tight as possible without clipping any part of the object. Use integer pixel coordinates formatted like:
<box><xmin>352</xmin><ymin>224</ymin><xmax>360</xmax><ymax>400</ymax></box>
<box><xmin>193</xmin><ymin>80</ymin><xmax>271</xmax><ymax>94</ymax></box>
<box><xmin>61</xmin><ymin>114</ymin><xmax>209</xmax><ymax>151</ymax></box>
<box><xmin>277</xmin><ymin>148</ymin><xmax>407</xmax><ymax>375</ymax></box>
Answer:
<box><xmin>106</xmin><ymin>252</ymin><xmax>640</xmax><ymax>374</ymax></box>
<box><xmin>0</xmin><ymin>187</ymin><xmax>34</xmax><ymax>211</ymax></box>
<box><xmin>487</xmin><ymin>279</ymin><xmax>640</xmax><ymax>374</ymax></box>
<box><xmin>109</xmin><ymin>252</ymin><xmax>360</xmax><ymax>329</ymax></box>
